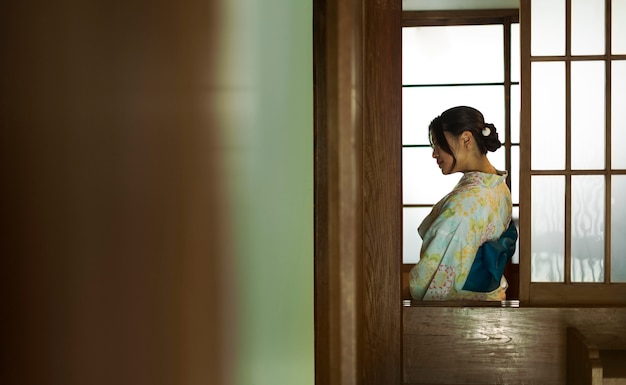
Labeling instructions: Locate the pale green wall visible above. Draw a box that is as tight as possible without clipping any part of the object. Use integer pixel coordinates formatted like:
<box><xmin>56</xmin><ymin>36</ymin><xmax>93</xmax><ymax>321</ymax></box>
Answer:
<box><xmin>217</xmin><ymin>1</ymin><xmax>314</xmax><ymax>385</ymax></box>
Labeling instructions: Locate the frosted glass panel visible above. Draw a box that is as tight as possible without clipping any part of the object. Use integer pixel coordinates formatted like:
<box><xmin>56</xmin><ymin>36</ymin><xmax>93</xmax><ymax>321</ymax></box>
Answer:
<box><xmin>487</xmin><ymin>149</ymin><xmax>505</xmax><ymax>171</ymax></box>
<box><xmin>613</xmin><ymin>0</ymin><xmax>626</xmax><ymax>54</ymax></box>
<box><xmin>403</xmin><ymin>147</ymin><xmax>461</xmax><ymax>204</ymax></box>
<box><xmin>511</xmin><ymin>23</ymin><xmax>520</xmax><ymax>83</ymax></box>
<box><xmin>571</xmin><ymin>0</ymin><xmax>605</xmax><ymax>55</ymax></box>
<box><xmin>402</xmin><ymin>86</ymin><xmax>504</xmax><ymax>145</ymax></box>
<box><xmin>531</xmin><ymin>62</ymin><xmax>565</xmax><ymax>170</ymax></box>
<box><xmin>511</xmin><ymin>145</ymin><xmax>520</xmax><ymax>205</ymax></box>
<box><xmin>571</xmin><ymin>61</ymin><xmax>605</xmax><ymax>170</ymax></box>
<box><xmin>531</xmin><ymin>0</ymin><xmax>565</xmax><ymax>56</ymax></box>
<box><xmin>403</xmin><ymin>207</ymin><xmax>432</xmax><ymax>264</ymax></box>
<box><xmin>612</xmin><ymin>61</ymin><xmax>626</xmax><ymax>169</ymax></box>
<box><xmin>571</xmin><ymin>176</ymin><xmax>605</xmax><ymax>282</ymax></box>
<box><xmin>512</xmin><ymin>207</ymin><xmax>520</xmax><ymax>264</ymax></box>
<box><xmin>511</xmin><ymin>84</ymin><xmax>520</xmax><ymax>143</ymax></box>
<box><xmin>611</xmin><ymin>175</ymin><xmax>626</xmax><ymax>282</ymax></box>
<box><xmin>531</xmin><ymin>176</ymin><xmax>565</xmax><ymax>282</ymax></box>
<box><xmin>403</xmin><ymin>25</ymin><xmax>504</xmax><ymax>85</ymax></box>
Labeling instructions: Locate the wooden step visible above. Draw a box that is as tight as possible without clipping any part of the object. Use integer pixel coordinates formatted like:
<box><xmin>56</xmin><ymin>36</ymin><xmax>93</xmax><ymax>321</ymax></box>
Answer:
<box><xmin>567</xmin><ymin>327</ymin><xmax>626</xmax><ymax>385</ymax></box>
<box><xmin>600</xmin><ymin>350</ymin><xmax>626</xmax><ymax>385</ymax></box>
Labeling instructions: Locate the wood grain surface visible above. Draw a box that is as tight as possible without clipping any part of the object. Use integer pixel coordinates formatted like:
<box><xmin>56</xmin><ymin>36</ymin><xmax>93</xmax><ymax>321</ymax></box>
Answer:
<box><xmin>403</xmin><ymin>306</ymin><xmax>626</xmax><ymax>385</ymax></box>
<box><xmin>362</xmin><ymin>1</ymin><xmax>403</xmax><ymax>385</ymax></box>
<box><xmin>314</xmin><ymin>1</ymin><xmax>403</xmax><ymax>384</ymax></box>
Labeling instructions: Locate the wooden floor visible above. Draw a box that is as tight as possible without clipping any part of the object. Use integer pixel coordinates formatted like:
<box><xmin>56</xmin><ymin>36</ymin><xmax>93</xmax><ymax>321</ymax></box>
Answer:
<box><xmin>403</xmin><ymin>305</ymin><xmax>626</xmax><ymax>385</ymax></box>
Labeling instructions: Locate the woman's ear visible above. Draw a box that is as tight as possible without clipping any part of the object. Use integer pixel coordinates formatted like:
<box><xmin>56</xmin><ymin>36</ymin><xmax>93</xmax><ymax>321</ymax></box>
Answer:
<box><xmin>462</xmin><ymin>131</ymin><xmax>472</xmax><ymax>148</ymax></box>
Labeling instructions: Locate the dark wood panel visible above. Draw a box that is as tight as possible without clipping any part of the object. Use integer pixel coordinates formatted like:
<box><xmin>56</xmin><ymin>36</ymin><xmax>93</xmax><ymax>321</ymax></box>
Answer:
<box><xmin>529</xmin><ymin>284</ymin><xmax>626</xmax><ymax>306</ymax></box>
<box><xmin>403</xmin><ymin>307</ymin><xmax>626</xmax><ymax>385</ymax></box>
<box><xmin>566</xmin><ymin>327</ymin><xmax>603</xmax><ymax>385</ymax></box>
<box><xmin>313</xmin><ymin>1</ymin><xmax>333</xmax><ymax>384</ymax></box>
<box><xmin>362</xmin><ymin>1</ymin><xmax>403</xmax><ymax>384</ymax></box>
<box><xmin>518</xmin><ymin>0</ymin><xmax>532</xmax><ymax>304</ymax></box>
<box><xmin>314</xmin><ymin>0</ymin><xmax>363</xmax><ymax>383</ymax></box>
<box><xmin>403</xmin><ymin>9</ymin><xmax>519</xmax><ymax>27</ymax></box>
<box><xmin>600</xmin><ymin>350</ymin><xmax>626</xmax><ymax>382</ymax></box>
<box><xmin>314</xmin><ymin>0</ymin><xmax>403</xmax><ymax>384</ymax></box>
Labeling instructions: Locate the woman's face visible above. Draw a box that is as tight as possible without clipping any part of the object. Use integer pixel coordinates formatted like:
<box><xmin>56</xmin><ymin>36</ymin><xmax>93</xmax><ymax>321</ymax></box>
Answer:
<box><xmin>431</xmin><ymin>131</ymin><xmax>461</xmax><ymax>175</ymax></box>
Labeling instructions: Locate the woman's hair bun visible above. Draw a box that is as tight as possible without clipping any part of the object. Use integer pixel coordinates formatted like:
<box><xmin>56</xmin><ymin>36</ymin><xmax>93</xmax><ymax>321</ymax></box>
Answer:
<box><xmin>430</xmin><ymin>106</ymin><xmax>502</xmax><ymax>155</ymax></box>
<box><xmin>482</xmin><ymin>123</ymin><xmax>501</xmax><ymax>152</ymax></box>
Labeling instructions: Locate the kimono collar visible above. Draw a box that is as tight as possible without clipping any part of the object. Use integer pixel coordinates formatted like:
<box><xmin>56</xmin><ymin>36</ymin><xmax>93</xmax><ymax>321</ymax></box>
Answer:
<box><xmin>460</xmin><ymin>170</ymin><xmax>508</xmax><ymax>189</ymax></box>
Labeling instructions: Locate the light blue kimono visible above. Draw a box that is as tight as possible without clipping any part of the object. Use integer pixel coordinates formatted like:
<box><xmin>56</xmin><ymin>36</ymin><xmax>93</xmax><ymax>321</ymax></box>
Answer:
<box><xmin>409</xmin><ymin>171</ymin><xmax>512</xmax><ymax>301</ymax></box>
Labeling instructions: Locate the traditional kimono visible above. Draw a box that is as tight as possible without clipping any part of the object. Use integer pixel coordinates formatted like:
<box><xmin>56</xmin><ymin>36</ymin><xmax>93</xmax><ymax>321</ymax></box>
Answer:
<box><xmin>409</xmin><ymin>171</ymin><xmax>512</xmax><ymax>301</ymax></box>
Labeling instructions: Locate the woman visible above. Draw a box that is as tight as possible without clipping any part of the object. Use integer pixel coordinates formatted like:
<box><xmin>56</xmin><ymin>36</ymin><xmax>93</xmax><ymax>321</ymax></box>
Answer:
<box><xmin>409</xmin><ymin>106</ymin><xmax>513</xmax><ymax>301</ymax></box>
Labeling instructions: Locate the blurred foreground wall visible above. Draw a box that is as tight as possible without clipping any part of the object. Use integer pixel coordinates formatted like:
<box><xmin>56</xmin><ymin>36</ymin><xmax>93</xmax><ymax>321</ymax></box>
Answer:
<box><xmin>0</xmin><ymin>1</ymin><xmax>313</xmax><ymax>384</ymax></box>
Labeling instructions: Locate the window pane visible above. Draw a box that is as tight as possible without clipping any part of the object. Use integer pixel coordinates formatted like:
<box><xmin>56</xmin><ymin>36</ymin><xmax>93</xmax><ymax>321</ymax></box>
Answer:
<box><xmin>511</xmin><ymin>145</ymin><xmax>520</xmax><ymax>205</ymax></box>
<box><xmin>571</xmin><ymin>0</ymin><xmax>605</xmax><ymax>55</ymax></box>
<box><xmin>403</xmin><ymin>147</ymin><xmax>461</xmax><ymax>204</ymax></box>
<box><xmin>571</xmin><ymin>176</ymin><xmax>605</xmax><ymax>282</ymax></box>
<box><xmin>511</xmin><ymin>84</ymin><xmax>520</xmax><ymax>144</ymax></box>
<box><xmin>612</xmin><ymin>61</ymin><xmax>626</xmax><ymax>169</ymax></box>
<box><xmin>571</xmin><ymin>61</ymin><xmax>605</xmax><ymax>170</ymax></box>
<box><xmin>487</xmin><ymin>148</ymin><xmax>505</xmax><ymax>171</ymax></box>
<box><xmin>613</xmin><ymin>0</ymin><xmax>626</xmax><ymax>54</ymax></box>
<box><xmin>531</xmin><ymin>176</ymin><xmax>565</xmax><ymax>282</ymax></box>
<box><xmin>403</xmin><ymin>207</ymin><xmax>432</xmax><ymax>264</ymax></box>
<box><xmin>531</xmin><ymin>62</ymin><xmax>565</xmax><ymax>170</ymax></box>
<box><xmin>402</xmin><ymin>86</ymin><xmax>505</xmax><ymax>145</ymax></box>
<box><xmin>511</xmin><ymin>23</ymin><xmax>520</xmax><ymax>83</ymax></box>
<box><xmin>402</xmin><ymin>25</ymin><xmax>504</xmax><ymax>85</ymax></box>
<box><xmin>531</xmin><ymin>0</ymin><xmax>565</xmax><ymax>56</ymax></box>
<box><xmin>512</xmin><ymin>206</ymin><xmax>520</xmax><ymax>264</ymax></box>
<box><xmin>611</xmin><ymin>175</ymin><xmax>626</xmax><ymax>282</ymax></box>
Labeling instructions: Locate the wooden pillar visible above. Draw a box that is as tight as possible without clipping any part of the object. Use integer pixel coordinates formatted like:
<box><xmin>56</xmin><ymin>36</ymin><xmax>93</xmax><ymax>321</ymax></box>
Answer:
<box><xmin>314</xmin><ymin>0</ymin><xmax>402</xmax><ymax>384</ymax></box>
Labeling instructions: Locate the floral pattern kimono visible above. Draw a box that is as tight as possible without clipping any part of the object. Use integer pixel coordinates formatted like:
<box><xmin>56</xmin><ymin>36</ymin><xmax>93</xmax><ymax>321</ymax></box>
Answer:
<box><xmin>409</xmin><ymin>171</ymin><xmax>512</xmax><ymax>301</ymax></box>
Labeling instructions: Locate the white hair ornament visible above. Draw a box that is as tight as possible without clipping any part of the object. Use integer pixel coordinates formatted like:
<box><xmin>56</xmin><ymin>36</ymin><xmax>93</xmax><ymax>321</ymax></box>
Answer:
<box><xmin>482</xmin><ymin>126</ymin><xmax>491</xmax><ymax>137</ymax></box>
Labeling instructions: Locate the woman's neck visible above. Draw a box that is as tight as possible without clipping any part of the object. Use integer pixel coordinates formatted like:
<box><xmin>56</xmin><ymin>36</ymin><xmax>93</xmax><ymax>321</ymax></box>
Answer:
<box><xmin>463</xmin><ymin>156</ymin><xmax>497</xmax><ymax>174</ymax></box>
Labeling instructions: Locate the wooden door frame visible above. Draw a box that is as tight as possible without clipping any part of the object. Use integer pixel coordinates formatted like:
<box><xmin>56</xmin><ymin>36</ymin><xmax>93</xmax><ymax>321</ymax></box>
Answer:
<box><xmin>313</xmin><ymin>0</ymin><xmax>402</xmax><ymax>384</ymax></box>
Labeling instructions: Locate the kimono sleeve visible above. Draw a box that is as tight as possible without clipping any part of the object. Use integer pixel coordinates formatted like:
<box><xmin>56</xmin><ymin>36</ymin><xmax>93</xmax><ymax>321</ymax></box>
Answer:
<box><xmin>408</xmin><ymin>200</ymin><xmax>480</xmax><ymax>300</ymax></box>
